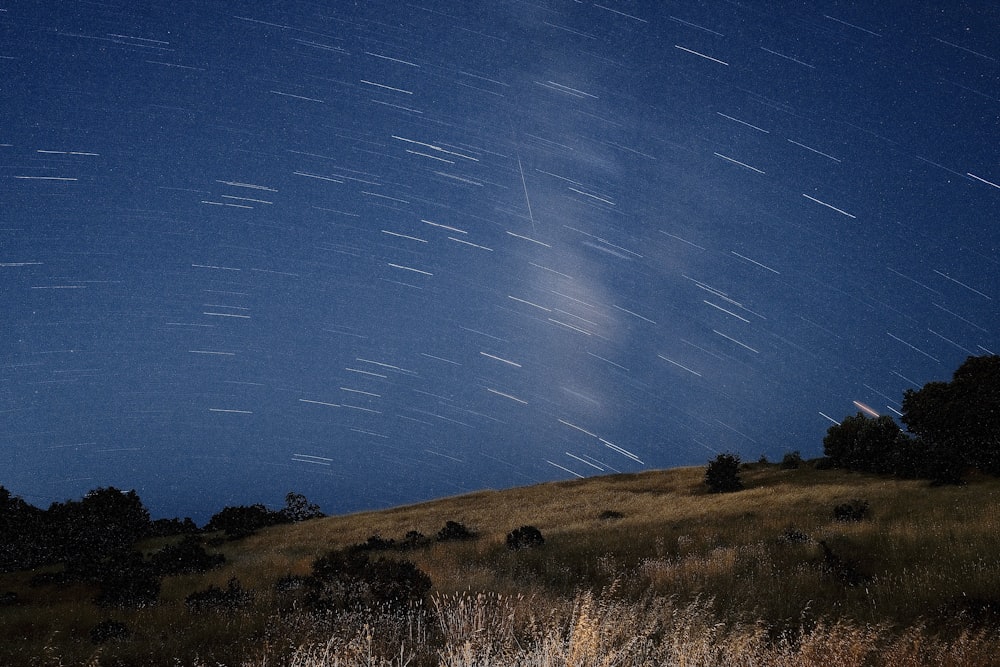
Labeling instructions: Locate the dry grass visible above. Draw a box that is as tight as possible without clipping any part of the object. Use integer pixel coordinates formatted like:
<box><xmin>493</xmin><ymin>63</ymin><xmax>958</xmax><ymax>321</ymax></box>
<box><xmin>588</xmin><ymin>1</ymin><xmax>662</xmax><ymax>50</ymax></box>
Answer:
<box><xmin>4</xmin><ymin>464</ymin><xmax>1000</xmax><ymax>665</ymax></box>
<box><xmin>281</xmin><ymin>591</ymin><xmax>1000</xmax><ymax>667</ymax></box>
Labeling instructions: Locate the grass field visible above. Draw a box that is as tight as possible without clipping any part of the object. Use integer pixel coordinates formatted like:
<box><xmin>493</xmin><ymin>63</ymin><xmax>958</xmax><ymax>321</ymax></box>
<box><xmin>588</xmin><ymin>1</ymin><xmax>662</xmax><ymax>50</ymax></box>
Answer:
<box><xmin>3</xmin><ymin>463</ymin><xmax>1000</xmax><ymax>665</ymax></box>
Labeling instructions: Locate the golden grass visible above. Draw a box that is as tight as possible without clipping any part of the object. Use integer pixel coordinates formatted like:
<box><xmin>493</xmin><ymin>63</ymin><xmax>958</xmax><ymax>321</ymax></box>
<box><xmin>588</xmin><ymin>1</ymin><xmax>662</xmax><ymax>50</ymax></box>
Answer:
<box><xmin>4</xmin><ymin>464</ymin><xmax>1000</xmax><ymax>665</ymax></box>
<box><xmin>282</xmin><ymin>591</ymin><xmax>1000</xmax><ymax>667</ymax></box>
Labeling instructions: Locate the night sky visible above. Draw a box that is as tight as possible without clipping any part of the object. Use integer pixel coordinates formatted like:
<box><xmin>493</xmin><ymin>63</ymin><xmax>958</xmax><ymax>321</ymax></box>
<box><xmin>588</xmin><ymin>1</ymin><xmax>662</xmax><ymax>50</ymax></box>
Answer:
<box><xmin>2</xmin><ymin>1</ymin><xmax>998</xmax><ymax>523</ymax></box>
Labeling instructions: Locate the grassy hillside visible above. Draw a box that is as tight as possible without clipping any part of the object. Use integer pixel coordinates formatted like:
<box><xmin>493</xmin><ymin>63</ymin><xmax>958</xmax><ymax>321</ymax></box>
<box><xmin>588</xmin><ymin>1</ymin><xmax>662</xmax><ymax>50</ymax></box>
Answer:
<box><xmin>3</xmin><ymin>463</ymin><xmax>1000</xmax><ymax>665</ymax></box>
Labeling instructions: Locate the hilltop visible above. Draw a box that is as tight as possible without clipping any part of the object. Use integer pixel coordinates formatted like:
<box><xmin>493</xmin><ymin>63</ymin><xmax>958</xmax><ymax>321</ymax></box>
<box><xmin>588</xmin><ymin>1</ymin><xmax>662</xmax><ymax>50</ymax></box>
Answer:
<box><xmin>3</xmin><ymin>462</ymin><xmax>1000</xmax><ymax>665</ymax></box>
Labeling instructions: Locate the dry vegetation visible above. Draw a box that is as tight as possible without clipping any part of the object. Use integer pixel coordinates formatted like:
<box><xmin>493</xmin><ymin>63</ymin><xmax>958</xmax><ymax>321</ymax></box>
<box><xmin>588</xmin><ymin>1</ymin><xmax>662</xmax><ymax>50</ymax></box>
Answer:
<box><xmin>3</xmin><ymin>464</ymin><xmax>1000</xmax><ymax>665</ymax></box>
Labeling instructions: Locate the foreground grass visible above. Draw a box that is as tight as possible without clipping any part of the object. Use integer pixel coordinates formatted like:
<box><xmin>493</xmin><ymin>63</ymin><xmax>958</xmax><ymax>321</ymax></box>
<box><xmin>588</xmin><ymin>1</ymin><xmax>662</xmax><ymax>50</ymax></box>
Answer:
<box><xmin>3</xmin><ymin>464</ymin><xmax>1000</xmax><ymax>665</ymax></box>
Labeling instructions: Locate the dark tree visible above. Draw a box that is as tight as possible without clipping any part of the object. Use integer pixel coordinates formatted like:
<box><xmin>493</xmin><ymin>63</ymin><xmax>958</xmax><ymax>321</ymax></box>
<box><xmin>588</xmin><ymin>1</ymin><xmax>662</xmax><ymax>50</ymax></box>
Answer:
<box><xmin>205</xmin><ymin>503</ymin><xmax>283</xmax><ymax>539</ymax></box>
<box><xmin>280</xmin><ymin>492</ymin><xmax>325</xmax><ymax>523</ymax></box>
<box><xmin>0</xmin><ymin>486</ymin><xmax>45</xmax><ymax>572</ymax></box>
<box><xmin>822</xmin><ymin>413</ymin><xmax>914</xmax><ymax>475</ymax></box>
<box><xmin>705</xmin><ymin>453</ymin><xmax>744</xmax><ymax>493</ymax></box>
<box><xmin>49</xmin><ymin>487</ymin><xmax>151</xmax><ymax>579</ymax></box>
<box><xmin>902</xmin><ymin>355</ymin><xmax>1000</xmax><ymax>479</ymax></box>
<box><xmin>149</xmin><ymin>516</ymin><xmax>199</xmax><ymax>538</ymax></box>
<box><xmin>149</xmin><ymin>535</ymin><xmax>225</xmax><ymax>576</ymax></box>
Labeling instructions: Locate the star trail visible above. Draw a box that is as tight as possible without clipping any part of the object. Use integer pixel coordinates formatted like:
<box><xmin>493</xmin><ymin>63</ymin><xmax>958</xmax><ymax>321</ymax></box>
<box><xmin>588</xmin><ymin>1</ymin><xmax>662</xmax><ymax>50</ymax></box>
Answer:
<box><xmin>1</xmin><ymin>1</ymin><xmax>997</xmax><ymax>521</ymax></box>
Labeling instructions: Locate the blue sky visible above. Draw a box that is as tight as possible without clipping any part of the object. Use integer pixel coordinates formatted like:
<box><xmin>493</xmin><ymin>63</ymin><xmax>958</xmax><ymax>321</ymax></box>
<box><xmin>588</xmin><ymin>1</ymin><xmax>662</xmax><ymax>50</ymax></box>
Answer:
<box><xmin>2</xmin><ymin>1</ymin><xmax>997</xmax><ymax>522</ymax></box>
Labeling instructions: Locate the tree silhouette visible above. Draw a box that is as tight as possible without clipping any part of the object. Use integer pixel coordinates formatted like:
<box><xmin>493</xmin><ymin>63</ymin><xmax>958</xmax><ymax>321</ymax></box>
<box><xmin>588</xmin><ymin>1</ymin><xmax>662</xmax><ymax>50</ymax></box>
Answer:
<box><xmin>823</xmin><ymin>413</ymin><xmax>913</xmax><ymax>475</ymax></box>
<box><xmin>902</xmin><ymin>355</ymin><xmax>1000</xmax><ymax>480</ymax></box>
<box><xmin>280</xmin><ymin>492</ymin><xmax>325</xmax><ymax>522</ymax></box>
<box><xmin>705</xmin><ymin>453</ymin><xmax>743</xmax><ymax>493</ymax></box>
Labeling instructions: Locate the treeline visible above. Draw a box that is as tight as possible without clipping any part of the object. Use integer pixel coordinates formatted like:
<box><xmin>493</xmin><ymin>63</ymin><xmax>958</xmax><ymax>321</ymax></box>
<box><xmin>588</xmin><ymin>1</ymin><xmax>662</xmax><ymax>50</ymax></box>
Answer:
<box><xmin>0</xmin><ymin>487</ymin><xmax>324</xmax><ymax>605</ymax></box>
<box><xmin>822</xmin><ymin>354</ymin><xmax>999</xmax><ymax>484</ymax></box>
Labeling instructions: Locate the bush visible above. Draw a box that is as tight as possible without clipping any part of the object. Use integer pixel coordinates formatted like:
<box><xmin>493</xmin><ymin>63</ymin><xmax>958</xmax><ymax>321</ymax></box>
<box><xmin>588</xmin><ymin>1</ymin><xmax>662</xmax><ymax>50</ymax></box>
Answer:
<box><xmin>401</xmin><ymin>530</ymin><xmax>430</xmax><ymax>549</ymax></box>
<box><xmin>185</xmin><ymin>577</ymin><xmax>252</xmax><ymax>612</ymax></box>
<box><xmin>150</xmin><ymin>535</ymin><xmax>225</xmax><ymax>576</ymax></box>
<box><xmin>705</xmin><ymin>453</ymin><xmax>743</xmax><ymax>493</ymax></box>
<box><xmin>506</xmin><ymin>526</ymin><xmax>545</xmax><ymax>550</ymax></box>
<box><xmin>598</xmin><ymin>510</ymin><xmax>624</xmax><ymax>521</ymax></box>
<box><xmin>93</xmin><ymin>551</ymin><xmax>160</xmax><ymax>608</ymax></box>
<box><xmin>781</xmin><ymin>451</ymin><xmax>803</xmax><ymax>469</ymax></box>
<box><xmin>357</xmin><ymin>534</ymin><xmax>396</xmax><ymax>551</ymax></box>
<box><xmin>833</xmin><ymin>499</ymin><xmax>869</xmax><ymax>522</ymax></box>
<box><xmin>89</xmin><ymin>619</ymin><xmax>130</xmax><ymax>644</ymax></box>
<box><xmin>305</xmin><ymin>549</ymin><xmax>431</xmax><ymax>613</ymax></box>
<box><xmin>204</xmin><ymin>503</ymin><xmax>284</xmax><ymax>539</ymax></box>
<box><xmin>437</xmin><ymin>520</ymin><xmax>475</xmax><ymax>542</ymax></box>
<box><xmin>780</xmin><ymin>527</ymin><xmax>811</xmax><ymax>544</ymax></box>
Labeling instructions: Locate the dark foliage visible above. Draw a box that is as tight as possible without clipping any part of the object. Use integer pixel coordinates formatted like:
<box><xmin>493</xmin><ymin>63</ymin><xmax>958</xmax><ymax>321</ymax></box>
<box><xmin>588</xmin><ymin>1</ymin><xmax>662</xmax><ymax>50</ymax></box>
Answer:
<box><xmin>185</xmin><ymin>577</ymin><xmax>252</xmax><ymax>612</ymax></box>
<box><xmin>506</xmin><ymin>525</ymin><xmax>545</xmax><ymax>550</ymax></box>
<box><xmin>149</xmin><ymin>516</ymin><xmax>200</xmax><ymax>538</ymax></box>
<box><xmin>833</xmin><ymin>499</ymin><xmax>870</xmax><ymax>522</ymax></box>
<box><xmin>357</xmin><ymin>534</ymin><xmax>397</xmax><ymax>551</ymax></box>
<box><xmin>89</xmin><ymin>619</ymin><xmax>131</xmax><ymax>644</ymax></box>
<box><xmin>401</xmin><ymin>530</ymin><xmax>431</xmax><ymax>549</ymax></box>
<box><xmin>705</xmin><ymin>453</ymin><xmax>744</xmax><ymax>493</ymax></box>
<box><xmin>49</xmin><ymin>487</ymin><xmax>153</xmax><ymax>580</ymax></box>
<box><xmin>437</xmin><ymin>520</ymin><xmax>475</xmax><ymax>542</ymax></box>
<box><xmin>150</xmin><ymin>535</ymin><xmax>225</xmax><ymax>576</ymax></box>
<box><xmin>0</xmin><ymin>487</ymin><xmax>46</xmax><ymax>572</ymax></box>
<box><xmin>822</xmin><ymin>356</ymin><xmax>1000</xmax><ymax>483</ymax></box>
<box><xmin>781</xmin><ymin>451</ymin><xmax>803</xmax><ymax>469</ymax></box>
<box><xmin>780</xmin><ymin>527</ymin><xmax>810</xmax><ymax>544</ymax></box>
<box><xmin>823</xmin><ymin>413</ymin><xmax>916</xmax><ymax>476</ymax></box>
<box><xmin>902</xmin><ymin>355</ymin><xmax>1000</xmax><ymax>481</ymax></box>
<box><xmin>305</xmin><ymin>549</ymin><xmax>432</xmax><ymax>613</ymax></box>
<box><xmin>598</xmin><ymin>510</ymin><xmax>624</xmax><ymax>521</ymax></box>
<box><xmin>280</xmin><ymin>492</ymin><xmax>325</xmax><ymax>523</ymax></box>
<box><xmin>93</xmin><ymin>551</ymin><xmax>161</xmax><ymax>608</ymax></box>
<box><xmin>204</xmin><ymin>503</ymin><xmax>285</xmax><ymax>539</ymax></box>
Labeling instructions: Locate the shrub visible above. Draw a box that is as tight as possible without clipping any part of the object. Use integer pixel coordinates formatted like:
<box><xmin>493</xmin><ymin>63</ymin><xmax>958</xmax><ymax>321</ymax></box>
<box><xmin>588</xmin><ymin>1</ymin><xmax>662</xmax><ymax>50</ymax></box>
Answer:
<box><xmin>506</xmin><ymin>526</ymin><xmax>545</xmax><ymax>550</ymax></box>
<box><xmin>89</xmin><ymin>619</ymin><xmax>130</xmax><ymax>644</ymax></box>
<box><xmin>93</xmin><ymin>551</ymin><xmax>160</xmax><ymax>608</ymax></box>
<box><xmin>305</xmin><ymin>549</ymin><xmax>431</xmax><ymax>613</ymax></box>
<box><xmin>401</xmin><ymin>530</ymin><xmax>430</xmax><ymax>549</ymax></box>
<box><xmin>437</xmin><ymin>520</ymin><xmax>475</xmax><ymax>542</ymax></box>
<box><xmin>204</xmin><ymin>503</ymin><xmax>284</xmax><ymax>539</ymax></box>
<box><xmin>357</xmin><ymin>534</ymin><xmax>396</xmax><ymax>551</ymax></box>
<box><xmin>705</xmin><ymin>453</ymin><xmax>744</xmax><ymax>493</ymax></box>
<box><xmin>185</xmin><ymin>577</ymin><xmax>252</xmax><ymax>612</ymax></box>
<box><xmin>780</xmin><ymin>527</ymin><xmax>810</xmax><ymax>544</ymax></box>
<box><xmin>598</xmin><ymin>510</ymin><xmax>624</xmax><ymax>521</ymax></box>
<box><xmin>150</xmin><ymin>535</ymin><xmax>225</xmax><ymax>576</ymax></box>
<box><xmin>781</xmin><ymin>451</ymin><xmax>803</xmax><ymax>469</ymax></box>
<box><xmin>833</xmin><ymin>499</ymin><xmax>869</xmax><ymax>522</ymax></box>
